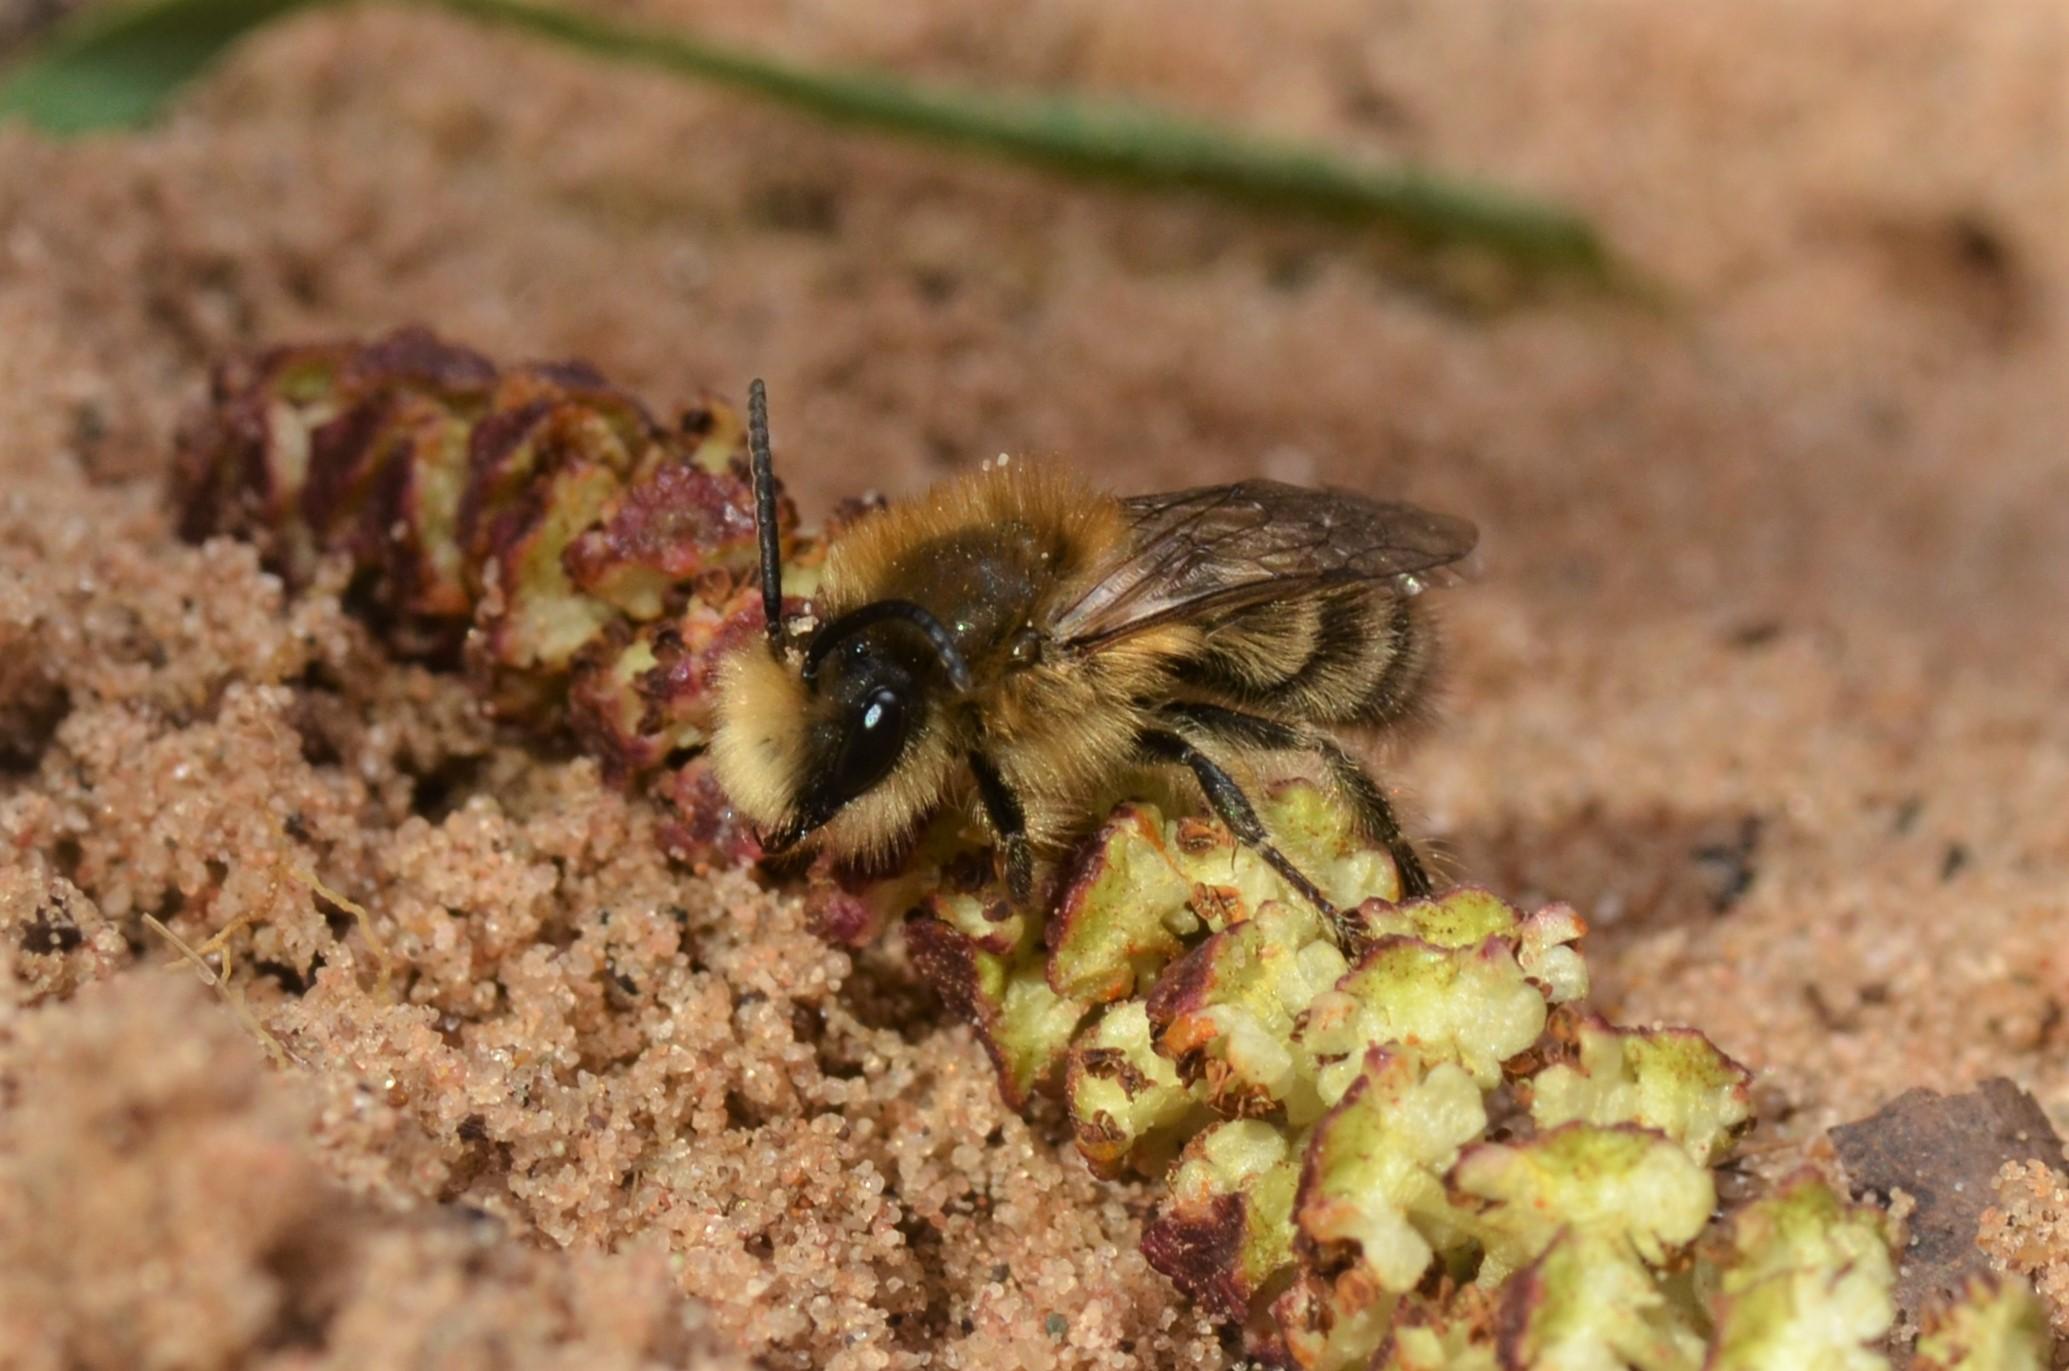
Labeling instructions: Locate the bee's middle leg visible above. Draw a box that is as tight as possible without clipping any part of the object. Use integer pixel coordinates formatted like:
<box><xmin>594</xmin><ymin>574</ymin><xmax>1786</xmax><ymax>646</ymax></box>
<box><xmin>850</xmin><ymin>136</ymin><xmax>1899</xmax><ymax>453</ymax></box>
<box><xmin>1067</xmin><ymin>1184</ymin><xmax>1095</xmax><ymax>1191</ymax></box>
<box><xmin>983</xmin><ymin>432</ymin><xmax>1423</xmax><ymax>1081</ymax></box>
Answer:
<box><xmin>1135</xmin><ymin>727</ymin><xmax>1338</xmax><ymax>917</ymax></box>
<box><xmin>1157</xmin><ymin>702</ymin><xmax>1434</xmax><ymax>901</ymax></box>
<box><xmin>967</xmin><ymin>749</ymin><xmax>1034</xmax><ymax>904</ymax></box>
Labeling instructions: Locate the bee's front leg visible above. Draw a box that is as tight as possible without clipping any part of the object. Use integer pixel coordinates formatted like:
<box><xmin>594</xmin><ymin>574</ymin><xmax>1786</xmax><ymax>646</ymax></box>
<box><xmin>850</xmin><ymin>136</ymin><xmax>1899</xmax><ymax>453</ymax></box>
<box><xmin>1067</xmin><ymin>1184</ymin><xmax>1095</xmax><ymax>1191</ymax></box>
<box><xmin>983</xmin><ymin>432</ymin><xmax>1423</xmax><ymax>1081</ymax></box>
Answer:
<box><xmin>967</xmin><ymin>750</ymin><xmax>1034</xmax><ymax>905</ymax></box>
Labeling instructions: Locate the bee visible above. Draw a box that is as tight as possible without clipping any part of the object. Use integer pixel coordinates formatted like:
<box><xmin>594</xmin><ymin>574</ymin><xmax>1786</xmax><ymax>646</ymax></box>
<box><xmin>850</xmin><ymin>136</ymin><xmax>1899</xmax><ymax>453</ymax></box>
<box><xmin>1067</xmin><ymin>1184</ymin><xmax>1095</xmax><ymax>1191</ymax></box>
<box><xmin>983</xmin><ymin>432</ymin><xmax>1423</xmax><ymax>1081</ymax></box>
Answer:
<box><xmin>711</xmin><ymin>381</ymin><xmax>1477</xmax><ymax>916</ymax></box>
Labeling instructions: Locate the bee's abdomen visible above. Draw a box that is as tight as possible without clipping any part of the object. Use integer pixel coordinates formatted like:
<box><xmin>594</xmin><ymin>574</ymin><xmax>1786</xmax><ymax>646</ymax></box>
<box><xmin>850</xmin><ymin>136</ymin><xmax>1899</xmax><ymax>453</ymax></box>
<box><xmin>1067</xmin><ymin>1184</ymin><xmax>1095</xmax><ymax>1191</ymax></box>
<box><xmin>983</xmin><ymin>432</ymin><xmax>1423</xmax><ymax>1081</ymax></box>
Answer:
<box><xmin>1175</xmin><ymin>589</ymin><xmax>1434</xmax><ymax>729</ymax></box>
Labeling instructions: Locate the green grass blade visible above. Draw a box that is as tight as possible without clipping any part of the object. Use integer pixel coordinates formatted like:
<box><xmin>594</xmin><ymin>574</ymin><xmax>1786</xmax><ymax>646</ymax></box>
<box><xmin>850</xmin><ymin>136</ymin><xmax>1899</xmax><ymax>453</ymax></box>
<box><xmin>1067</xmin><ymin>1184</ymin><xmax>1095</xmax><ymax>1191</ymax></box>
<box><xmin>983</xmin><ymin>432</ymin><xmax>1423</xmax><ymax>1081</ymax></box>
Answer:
<box><xmin>434</xmin><ymin>0</ymin><xmax>1608</xmax><ymax>273</ymax></box>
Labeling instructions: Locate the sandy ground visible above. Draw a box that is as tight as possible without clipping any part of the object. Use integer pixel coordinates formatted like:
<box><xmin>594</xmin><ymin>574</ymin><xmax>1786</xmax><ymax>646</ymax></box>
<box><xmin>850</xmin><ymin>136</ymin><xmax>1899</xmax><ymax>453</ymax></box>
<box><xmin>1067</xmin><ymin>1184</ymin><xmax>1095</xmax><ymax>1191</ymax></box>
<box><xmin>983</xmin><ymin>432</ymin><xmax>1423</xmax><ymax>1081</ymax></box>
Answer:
<box><xmin>2</xmin><ymin>2</ymin><xmax>2065</xmax><ymax>1367</ymax></box>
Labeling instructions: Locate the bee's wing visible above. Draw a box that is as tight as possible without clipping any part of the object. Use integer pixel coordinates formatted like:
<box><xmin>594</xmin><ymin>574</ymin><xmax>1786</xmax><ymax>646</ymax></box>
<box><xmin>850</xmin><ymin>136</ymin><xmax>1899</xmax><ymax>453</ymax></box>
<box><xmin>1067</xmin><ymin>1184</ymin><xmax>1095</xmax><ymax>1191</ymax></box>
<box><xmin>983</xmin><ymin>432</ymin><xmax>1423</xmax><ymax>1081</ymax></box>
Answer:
<box><xmin>1047</xmin><ymin>480</ymin><xmax>1477</xmax><ymax>649</ymax></box>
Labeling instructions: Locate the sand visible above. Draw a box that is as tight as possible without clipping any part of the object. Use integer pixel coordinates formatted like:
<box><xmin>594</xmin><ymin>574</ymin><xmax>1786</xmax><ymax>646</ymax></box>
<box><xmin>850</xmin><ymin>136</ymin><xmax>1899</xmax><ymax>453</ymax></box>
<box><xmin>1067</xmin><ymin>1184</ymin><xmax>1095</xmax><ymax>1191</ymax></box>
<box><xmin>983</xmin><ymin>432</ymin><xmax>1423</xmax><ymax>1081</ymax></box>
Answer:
<box><xmin>1</xmin><ymin>1</ymin><xmax>2065</xmax><ymax>1366</ymax></box>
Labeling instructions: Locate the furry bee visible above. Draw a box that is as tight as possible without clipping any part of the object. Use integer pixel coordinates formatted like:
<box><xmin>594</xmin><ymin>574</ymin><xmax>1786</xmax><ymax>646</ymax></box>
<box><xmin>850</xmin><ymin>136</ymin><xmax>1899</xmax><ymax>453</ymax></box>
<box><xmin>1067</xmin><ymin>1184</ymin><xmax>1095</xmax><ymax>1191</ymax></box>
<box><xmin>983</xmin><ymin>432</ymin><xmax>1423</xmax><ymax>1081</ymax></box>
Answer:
<box><xmin>711</xmin><ymin>382</ymin><xmax>1476</xmax><ymax>914</ymax></box>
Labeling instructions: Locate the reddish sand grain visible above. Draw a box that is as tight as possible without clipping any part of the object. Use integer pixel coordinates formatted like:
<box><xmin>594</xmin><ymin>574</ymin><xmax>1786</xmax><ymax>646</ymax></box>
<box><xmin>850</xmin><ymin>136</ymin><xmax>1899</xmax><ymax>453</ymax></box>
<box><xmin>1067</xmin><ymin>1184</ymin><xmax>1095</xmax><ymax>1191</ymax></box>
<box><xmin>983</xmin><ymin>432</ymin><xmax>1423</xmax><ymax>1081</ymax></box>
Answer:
<box><xmin>1984</xmin><ymin>1160</ymin><xmax>2069</xmax><ymax>1341</ymax></box>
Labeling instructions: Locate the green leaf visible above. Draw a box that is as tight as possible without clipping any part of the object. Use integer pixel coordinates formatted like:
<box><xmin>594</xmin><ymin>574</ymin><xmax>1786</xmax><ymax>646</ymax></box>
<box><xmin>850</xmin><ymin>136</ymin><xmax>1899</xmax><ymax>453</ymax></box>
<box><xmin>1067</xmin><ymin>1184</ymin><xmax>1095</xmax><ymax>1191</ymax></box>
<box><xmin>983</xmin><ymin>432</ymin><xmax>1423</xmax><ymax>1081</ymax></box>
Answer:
<box><xmin>0</xmin><ymin>0</ymin><xmax>321</xmax><ymax>133</ymax></box>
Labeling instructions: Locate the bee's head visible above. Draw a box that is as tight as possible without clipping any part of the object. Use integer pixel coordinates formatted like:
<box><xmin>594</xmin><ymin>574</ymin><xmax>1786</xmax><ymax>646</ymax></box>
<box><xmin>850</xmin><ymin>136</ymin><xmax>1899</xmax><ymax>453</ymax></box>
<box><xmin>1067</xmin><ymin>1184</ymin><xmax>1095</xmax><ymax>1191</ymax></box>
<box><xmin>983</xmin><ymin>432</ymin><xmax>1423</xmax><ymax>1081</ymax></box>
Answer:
<box><xmin>712</xmin><ymin>602</ymin><xmax>969</xmax><ymax>862</ymax></box>
<box><xmin>714</xmin><ymin>378</ymin><xmax>970</xmax><ymax>861</ymax></box>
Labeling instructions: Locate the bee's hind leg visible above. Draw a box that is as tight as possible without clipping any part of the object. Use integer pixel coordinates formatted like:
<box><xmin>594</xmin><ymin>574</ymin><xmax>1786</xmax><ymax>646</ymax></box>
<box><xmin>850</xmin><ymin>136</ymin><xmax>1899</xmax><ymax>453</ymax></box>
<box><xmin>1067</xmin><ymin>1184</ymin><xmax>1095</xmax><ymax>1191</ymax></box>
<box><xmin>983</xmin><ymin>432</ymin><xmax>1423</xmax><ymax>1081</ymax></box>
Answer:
<box><xmin>1135</xmin><ymin>728</ymin><xmax>1339</xmax><ymax>918</ymax></box>
<box><xmin>968</xmin><ymin>750</ymin><xmax>1034</xmax><ymax>905</ymax></box>
<box><xmin>1156</xmin><ymin>703</ymin><xmax>1435</xmax><ymax>902</ymax></box>
<box><xmin>1305</xmin><ymin>736</ymin><xmax>1434</xmax><ymax>900</ymax></box>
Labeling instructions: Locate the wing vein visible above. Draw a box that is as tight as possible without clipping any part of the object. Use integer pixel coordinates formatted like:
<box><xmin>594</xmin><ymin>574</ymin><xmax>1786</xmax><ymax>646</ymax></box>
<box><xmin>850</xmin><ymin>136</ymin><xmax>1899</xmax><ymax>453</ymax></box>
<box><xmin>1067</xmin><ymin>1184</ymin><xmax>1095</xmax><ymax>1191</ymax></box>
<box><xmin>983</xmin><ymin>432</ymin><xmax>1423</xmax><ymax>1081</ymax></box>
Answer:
<box><xmin>1047</xmin><ymin>480</ymin><xmax>1476</xmax><ymax>649</ymax></box>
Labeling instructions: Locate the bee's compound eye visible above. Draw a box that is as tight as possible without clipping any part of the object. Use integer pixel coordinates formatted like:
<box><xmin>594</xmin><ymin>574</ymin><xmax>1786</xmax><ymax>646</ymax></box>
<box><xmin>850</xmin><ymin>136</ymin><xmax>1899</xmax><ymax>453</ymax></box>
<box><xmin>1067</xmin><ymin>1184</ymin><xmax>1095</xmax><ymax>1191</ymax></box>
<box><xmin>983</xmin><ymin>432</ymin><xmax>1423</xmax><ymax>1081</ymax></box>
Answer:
<box><xmin>831</xmin><ymin>686</ymin><xmax>909</xmax><ymax>800</ymax></box>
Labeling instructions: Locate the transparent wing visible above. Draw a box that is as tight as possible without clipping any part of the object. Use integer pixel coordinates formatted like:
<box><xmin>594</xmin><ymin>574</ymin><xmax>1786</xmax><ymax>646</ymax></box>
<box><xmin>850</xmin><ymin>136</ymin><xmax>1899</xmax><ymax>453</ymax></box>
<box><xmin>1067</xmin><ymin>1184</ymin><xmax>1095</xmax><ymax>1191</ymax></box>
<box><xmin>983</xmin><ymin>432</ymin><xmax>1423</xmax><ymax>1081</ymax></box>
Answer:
<box><xmin>1047</xmin><ymin>480</ymin><xmax>1477</xmax><ymax>648</ymax></box>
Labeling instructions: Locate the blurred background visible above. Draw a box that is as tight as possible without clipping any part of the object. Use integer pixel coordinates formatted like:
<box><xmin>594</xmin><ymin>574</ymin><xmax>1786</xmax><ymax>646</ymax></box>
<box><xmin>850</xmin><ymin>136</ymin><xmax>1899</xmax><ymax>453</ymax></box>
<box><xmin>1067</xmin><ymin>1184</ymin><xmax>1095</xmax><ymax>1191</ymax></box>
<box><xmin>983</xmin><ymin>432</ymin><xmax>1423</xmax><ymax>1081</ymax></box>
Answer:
<box><xmin>1</xmin><ymin>0</ymin><xmax>2065</xmax><ymax>1357</ymax></box>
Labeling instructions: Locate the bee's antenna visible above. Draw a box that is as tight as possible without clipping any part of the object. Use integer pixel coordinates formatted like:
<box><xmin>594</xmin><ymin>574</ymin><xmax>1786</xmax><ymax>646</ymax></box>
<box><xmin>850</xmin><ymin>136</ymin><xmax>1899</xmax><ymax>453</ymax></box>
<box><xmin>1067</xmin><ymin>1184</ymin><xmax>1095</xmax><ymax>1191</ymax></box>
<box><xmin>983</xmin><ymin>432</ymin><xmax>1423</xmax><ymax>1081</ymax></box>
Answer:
<box><xmin>802</xmin><ymin>600</ymin><xmax>974</xmax><ymax>694</ymax></box>
<box><xmin>748</xmin><ymin>378</ymin><xmax>785</xmax><ymax>657</ymax></box>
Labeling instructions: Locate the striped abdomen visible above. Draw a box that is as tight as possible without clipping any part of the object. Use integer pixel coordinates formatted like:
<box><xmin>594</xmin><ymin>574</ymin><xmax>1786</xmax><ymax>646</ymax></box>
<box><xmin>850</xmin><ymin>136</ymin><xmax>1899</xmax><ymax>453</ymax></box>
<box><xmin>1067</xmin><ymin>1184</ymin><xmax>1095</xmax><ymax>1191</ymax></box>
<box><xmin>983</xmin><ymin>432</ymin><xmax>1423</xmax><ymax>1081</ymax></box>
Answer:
<box><xmin>1174</xmin><ymin>587</ymin><xmax>1435</xmax><ymax>730</ymax></box>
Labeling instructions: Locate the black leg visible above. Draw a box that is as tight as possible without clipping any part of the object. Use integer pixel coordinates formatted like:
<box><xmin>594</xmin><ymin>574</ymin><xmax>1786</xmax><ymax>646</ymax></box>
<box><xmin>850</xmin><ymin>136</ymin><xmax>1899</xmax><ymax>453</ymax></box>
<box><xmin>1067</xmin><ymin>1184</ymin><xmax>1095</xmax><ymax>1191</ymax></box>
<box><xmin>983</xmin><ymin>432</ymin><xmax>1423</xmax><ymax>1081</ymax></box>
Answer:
<box><xmin>1308</xmin><ymin>736</ymin><xmax>1433</xmax><ymax>899</ymax></box>
<box><xmin>968</xmin><ymin>750</ymin><xmax>1033</xmax><ymax>904</ymax></box>
<box><xmin>1137</xmin><ymin>729</ymin><xmax>1337</xmax><ymax>917</ymax></box>
<box><xmin>747</xmin><ymin>378</ymin><xmax>785</xmax><ymax>657</ymax></box>
<box><xmin>1159</xmin><ymin>702</ymin><xmax>1434</xmax><ymax>901</ymax></box>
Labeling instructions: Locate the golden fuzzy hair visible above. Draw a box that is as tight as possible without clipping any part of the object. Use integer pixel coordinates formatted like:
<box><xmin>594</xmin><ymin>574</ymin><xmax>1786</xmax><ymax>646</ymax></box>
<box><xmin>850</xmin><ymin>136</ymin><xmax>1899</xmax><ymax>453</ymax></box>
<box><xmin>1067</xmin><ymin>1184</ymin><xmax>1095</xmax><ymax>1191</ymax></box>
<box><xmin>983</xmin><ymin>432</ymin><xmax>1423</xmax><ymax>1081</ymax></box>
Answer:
<box><xmin>813</xmin><ymin>460</ymin><xmax>1119</xmax><ymax>619</ymax></box>
<box><xmin>707</xmin><ymin>648</ymin><xmax>809</xmax><ymax>830</ymax></box>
